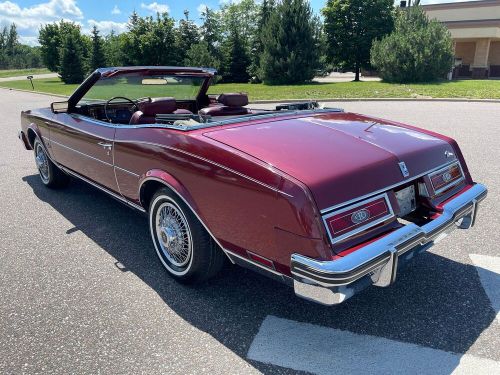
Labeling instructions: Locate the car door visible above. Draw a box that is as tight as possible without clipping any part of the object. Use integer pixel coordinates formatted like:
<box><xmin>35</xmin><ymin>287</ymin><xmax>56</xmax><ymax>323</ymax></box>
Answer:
<box><xmin>49</xmin><ymin>113</ymin><xmax>119</xmax><ymax>192</ymax></box>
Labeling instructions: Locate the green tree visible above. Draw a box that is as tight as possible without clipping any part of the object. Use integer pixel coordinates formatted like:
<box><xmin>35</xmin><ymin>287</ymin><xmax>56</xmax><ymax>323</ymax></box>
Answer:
<box><xmin>220</xmin><ymin>0</ymin><xmax>259</xmax><ymax>42</ymax></box>
<box><xmin>200</xmin><ymin>6</ymin><xmax>221</xmax><ymax>57</ymax></box>
<box><xmin>222</xmin><ymin>27</ymin><xmax>250</xmax><ymax>82</ymax></box>
<box><xmin>249</xmin><ymin>0</ymin><xmax>275</xmax><ymax>81</ymax></box>
<box><xmin>90</xmin><ymin>26</ymin><xmax>106</xmax><ymax>71</ymax></box>
<box><xmin>104</xmin><ymin>31</ymin><xmax>125</xmax><ymax>66</ymax></box>
<box><xmin>176</xmin><ymin>10</ymin><xmax>200</xmax><ymax>65</ymax></box>
<box><xmin>122</xmin><ymin>12</ymin><xmax>177</xmax><ymax>66</ymax></box>
<box><xmin>59</xmin><ymin>28</ymin><xmax>85</xmax><ymax>84</ymax></box>
<box><xmin>259</xmin><ymin>0</ymin><xmax>318</xmax><ymax>85</ymax></box>
<box><xmin>184</xmin><ymin>41</ymin><xmax>220</xmax><ymax>70</ymax></box>
<box><xmin>38</xmin><ymin>23</ymin><xmax>60</xmax><ymax>71</ymax></box>
<box><xmin>322</xmin><ymin>0</ymin><xmax>394</xmax><ymax>81</ymax></box>
<box><xmin>371</xmin><ymin>6</ymin><xmax>453</xmax><ymax>83</ymax></box>
<box><xmin>39</xmin><ymin>20</ymin><xmax>85</xmax><ymax>72</ymax></box>
<box><xmin>6</xmin><ymin>23</ymin><xmax>18</xmax><ymax>56</ymax></box>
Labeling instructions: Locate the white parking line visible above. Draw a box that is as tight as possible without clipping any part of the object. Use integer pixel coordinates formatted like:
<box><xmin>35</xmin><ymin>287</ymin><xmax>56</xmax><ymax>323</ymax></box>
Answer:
<box><xmin>470</xmin><ymin>254</ymin><xmax>500</xmax><ymax>323</ymax></box>
<box><xmin>248</xmin><ymin>316</ymin><xmax>500</xmax><ymax>375</ymax></box>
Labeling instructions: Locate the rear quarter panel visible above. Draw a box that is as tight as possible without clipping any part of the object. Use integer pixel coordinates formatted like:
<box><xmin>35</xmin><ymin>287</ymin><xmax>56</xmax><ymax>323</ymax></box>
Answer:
<box><xmin>113</xmin><ymin>127</ymin><xmax>330</xmax><ymax>272</ymax></box>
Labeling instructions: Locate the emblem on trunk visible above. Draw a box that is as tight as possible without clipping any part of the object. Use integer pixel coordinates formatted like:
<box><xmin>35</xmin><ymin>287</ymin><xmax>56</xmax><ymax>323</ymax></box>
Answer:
<box><xmin>351</xmin><ymin>209</ymin><xmax>371</xmax><ymax>224</ymax></box>
<box><xmin>444</xmin><ymin>150</ymin><xmax>454</xmax><ymax>158</ymax></box>
<box><xmin>398</xmin><ymin>162</ymin><xmax>410</xmax><ymax>178</ymax></box>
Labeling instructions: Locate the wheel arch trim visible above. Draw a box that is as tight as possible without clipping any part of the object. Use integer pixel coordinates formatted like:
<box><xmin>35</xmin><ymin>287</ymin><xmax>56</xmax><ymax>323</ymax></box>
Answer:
<box><xmin>139</xmin><ymin>172</ymin><xmax>234</xmax><ymax>263</ymax></box>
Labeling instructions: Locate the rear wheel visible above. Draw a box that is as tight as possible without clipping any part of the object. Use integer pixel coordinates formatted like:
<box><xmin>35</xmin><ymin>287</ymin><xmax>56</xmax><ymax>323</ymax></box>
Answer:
<box><xmin>33</xmin><ymin>138</ymin><xmax>69</xmax><ymax>188</ymax></box>
<box><xmin>149</xmin><ymin>187</ymin><xmax>225</xmax><ymax>283</ymax></box>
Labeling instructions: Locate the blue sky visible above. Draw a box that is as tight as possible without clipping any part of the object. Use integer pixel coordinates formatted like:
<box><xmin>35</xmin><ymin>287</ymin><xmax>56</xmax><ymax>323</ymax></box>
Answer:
<box><xmin>0</xmin><ymin>0</ymin><xmax>472</xmax><ymax>45</ymax></box>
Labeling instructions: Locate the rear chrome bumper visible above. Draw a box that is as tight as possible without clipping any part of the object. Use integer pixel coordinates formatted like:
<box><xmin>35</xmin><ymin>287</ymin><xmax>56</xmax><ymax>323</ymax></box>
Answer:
<box><xmin>291</xmin><ymin>183</ymin><xmax>488</xmax><ymax>306</ymax></box>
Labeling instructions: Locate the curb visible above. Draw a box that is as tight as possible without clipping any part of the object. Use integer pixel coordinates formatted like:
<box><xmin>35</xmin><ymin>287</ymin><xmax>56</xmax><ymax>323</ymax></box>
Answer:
<box><xmin>249</xmin><ymin>97</ymin><xmax>500</xmax><ymax>104</ymax></box>
<box><xmin>2</xmin><ymin>86</ymin><xmax>500</xmax><ymax>103</ymax></box>
<box><xmin>0</xmin><ymin>86</ymin><xmax>69</xmax><ymax>99</ymax></box>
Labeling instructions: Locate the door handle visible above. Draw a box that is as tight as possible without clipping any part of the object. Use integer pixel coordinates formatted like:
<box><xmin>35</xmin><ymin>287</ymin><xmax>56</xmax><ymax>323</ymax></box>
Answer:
<box><xmin>98</xmin><ymin>142</ymin><xmax>113</xmax><ymax>150</ymax></box>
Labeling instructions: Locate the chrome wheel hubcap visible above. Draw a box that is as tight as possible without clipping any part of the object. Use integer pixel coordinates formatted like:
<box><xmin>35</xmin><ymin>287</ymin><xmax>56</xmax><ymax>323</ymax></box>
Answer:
<box><xmin>155</xmin><ymin>202</ymin><xmax>192</xmax><ymax>267</ymax></box>
<box><xmin>35</xmin><ymin>143</ymin><xmax>49</xmax><ymax>183</ymax></box>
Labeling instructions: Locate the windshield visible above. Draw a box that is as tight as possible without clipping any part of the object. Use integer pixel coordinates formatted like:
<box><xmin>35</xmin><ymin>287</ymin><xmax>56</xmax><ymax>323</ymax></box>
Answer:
<box><xmin>80</xmin><ymin>73</ymin><xmax>206</xmax><ymax>103</ymax></box>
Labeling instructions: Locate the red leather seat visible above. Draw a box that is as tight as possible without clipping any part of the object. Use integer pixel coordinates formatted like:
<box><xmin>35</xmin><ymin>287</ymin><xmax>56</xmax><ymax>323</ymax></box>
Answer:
<box><xmin>199</xmin><ymin>93</ymin><xmax>250</xmax><ymax>116</ymax></box>
<box><xmin>130</xmin><ymin>97</ymin><xmax>192</xmax><ymax>124</ymax></box>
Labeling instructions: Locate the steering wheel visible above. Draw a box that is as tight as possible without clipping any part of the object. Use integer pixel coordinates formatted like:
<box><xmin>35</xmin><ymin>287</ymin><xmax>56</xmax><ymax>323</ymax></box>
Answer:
<box><xmin>104</xmin><ymin>96</ymin><xmax>138</xmax><ymax>123</ymax></box>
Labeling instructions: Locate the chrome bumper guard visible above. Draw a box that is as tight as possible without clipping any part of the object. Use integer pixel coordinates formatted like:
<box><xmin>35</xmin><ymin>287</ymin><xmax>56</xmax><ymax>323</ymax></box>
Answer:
<box><xmin>291</xmin><ymin>183</ymin><xmax>488</xmax><ymax>306</ymax></box>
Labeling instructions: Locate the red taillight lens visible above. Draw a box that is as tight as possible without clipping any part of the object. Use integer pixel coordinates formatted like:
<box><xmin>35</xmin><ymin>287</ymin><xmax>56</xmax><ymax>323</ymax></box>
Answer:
<box><xmin>323</xmin><ymin>194</ymin><xmax>394</xmax><ymax>244</ymax></box>
<box><xmin>429</xmin><ymin>163</ymin><xmax>463</xmax><ymax>195</ymax></box>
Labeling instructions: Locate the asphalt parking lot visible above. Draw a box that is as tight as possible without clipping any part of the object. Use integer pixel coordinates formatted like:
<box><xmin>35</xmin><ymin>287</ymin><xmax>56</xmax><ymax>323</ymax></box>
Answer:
<box><xmin>0</xmin><ymin>89</ymin><xmax>499</xmax><ymax>374</ymax></box>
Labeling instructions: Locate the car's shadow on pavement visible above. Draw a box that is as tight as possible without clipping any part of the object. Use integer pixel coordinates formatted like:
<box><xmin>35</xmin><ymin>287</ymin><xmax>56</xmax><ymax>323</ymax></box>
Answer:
<box><xmin>23</xmin><ymin>174</ymin><xmax>497</xmax><ymax>372</ymax></box>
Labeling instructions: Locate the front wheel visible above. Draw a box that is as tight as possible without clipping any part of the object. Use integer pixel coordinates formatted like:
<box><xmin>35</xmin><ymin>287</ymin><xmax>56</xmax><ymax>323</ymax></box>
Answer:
<box><xmin>149</xmin><ymin>188</ymin><xmax>225</xmax><ymax>283</ymax></box>
<box><xmin>33</xmin><ymin>138</ymin><xmax>69</xmax><ymax>188</ymax></box>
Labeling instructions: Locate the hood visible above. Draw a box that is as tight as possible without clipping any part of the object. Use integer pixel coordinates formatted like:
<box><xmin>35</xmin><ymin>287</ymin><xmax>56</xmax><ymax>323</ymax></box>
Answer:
<box><xmin>203</xmin><ymin>112</ymin><xmax>456</xmax><ymax>209</ymax></box>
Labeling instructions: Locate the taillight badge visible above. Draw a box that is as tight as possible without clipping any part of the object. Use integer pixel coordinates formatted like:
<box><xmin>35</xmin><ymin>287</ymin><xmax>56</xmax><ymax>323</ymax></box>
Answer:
<box><xmin>351</xmin><ymin>209</ymin><xmax>371</xmax><ymax>224</ymax></box>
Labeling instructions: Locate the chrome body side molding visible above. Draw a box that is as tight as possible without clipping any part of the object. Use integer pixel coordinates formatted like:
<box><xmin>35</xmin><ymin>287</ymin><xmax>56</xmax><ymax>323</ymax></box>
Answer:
<box><xmin>60</xmin><ymin>167</ymin><xmax>146</xmax><ymax>213</ymax></box>
<box><xmin>291</xmin><ymin>183</ymin><xmax>487</xmax><ymax>305</ymax></box>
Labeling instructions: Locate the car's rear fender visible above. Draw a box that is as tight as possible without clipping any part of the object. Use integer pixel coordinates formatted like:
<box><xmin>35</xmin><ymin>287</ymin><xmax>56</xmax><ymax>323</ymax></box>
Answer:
<box><xmin>138</xmin><ymin>169</ymin><xmax>235</xmax><ymax>261</ymax></box>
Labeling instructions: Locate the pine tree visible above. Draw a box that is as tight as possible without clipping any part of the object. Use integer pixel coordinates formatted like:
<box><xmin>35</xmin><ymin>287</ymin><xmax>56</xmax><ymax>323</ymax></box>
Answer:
<box><xmin>90</xmin><ymin>26</ymin><xmax>106</xmax><ymax>71</ymax></box>
<box><xmin>222</xmin><ymin>27</ymin><xmax>250</xmax><ymax>83</ymax></box>
<box><xmin>249</xmin><ymin>0</ymin><xmax>275</xmax><ymax>81</ymax></box>
<box><xmin>59</xmin><ymin>28</ymin><xmax>85</xmax><ymax>84</ymax></box>
<box><xmin>259</xmin><ymin>0</ymin><xmax>318</xmax><ymax>85</ymax></box>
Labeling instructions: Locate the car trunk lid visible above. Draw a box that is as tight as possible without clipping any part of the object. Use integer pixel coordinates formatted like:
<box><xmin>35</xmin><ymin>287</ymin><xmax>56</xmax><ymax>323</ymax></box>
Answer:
<box><xmin>203</xmin><ymin>112</ymin><xmax>455</xmax><ymax>210</ymax></box>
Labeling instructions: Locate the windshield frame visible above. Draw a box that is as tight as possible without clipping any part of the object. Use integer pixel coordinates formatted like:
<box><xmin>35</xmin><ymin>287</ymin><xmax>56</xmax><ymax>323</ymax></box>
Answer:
<box><xmin>66</xmin><ymin>67</ymin><xmax>215</xmax><ymax>111</ymax></box>
<box><xmin>79</xmin><ymin>73</ymin><xmax>208</xmax><ymax>104</ymax></box>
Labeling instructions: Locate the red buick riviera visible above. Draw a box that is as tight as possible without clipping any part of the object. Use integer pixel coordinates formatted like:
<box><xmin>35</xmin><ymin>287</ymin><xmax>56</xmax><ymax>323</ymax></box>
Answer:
<box><xmin>19</xmin><ymin>67</ymin><xmax>487</xmax><ymax>305</ymax></box>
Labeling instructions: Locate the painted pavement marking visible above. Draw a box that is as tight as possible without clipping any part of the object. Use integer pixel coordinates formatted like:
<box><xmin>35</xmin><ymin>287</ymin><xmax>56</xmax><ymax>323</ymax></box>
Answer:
<box><xmin>470</xmin><ymin>254</ymin><xmax>500</xmax><ymax>323</ymax></box>
<box><xmin>247</xmin><ymin>315</ymin><xmax>500</xmax><ymax>375</ymax></box>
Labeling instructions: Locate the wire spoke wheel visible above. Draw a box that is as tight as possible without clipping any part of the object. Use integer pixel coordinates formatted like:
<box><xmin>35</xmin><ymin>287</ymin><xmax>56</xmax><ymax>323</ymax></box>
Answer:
<box><xmin>155</xmin><ymin>202</ymin><xmax>193</xmax><ymax>268</ymax></box>
<box><xmin>35</xmin><ymin>143</ymin><xmax>50</xmax><ymax>183</ymax></box>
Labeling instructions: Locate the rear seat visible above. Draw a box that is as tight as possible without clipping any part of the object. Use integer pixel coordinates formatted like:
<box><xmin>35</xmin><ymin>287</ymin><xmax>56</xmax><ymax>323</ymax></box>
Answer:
<box><xmin>130</xmin><ymin>97</ymin><xmax>192</xmax><ymax>124</ymax></box>
<box><xmin>199</xmin><ymin>93</ymin><xmax>250</xmax><ymax>116</ymax></box>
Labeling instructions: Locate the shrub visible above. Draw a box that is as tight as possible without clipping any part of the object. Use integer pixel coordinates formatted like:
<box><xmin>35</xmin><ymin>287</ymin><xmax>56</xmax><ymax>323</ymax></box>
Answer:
<box><xmin>371</xmin><ymin>6</ymin><xmax>454</xmax><ymax>83</ymax></box>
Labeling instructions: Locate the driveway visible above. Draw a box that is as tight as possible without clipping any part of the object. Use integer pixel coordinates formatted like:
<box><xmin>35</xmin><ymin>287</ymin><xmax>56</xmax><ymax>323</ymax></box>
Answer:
<box><xmin>1</xmin><ymin>89</ymin><xmax>499</xmax><ymax>374</ymax></box>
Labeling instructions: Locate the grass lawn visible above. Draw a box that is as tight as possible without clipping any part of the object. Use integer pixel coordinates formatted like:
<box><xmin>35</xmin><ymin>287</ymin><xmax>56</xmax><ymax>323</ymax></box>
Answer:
<box><xmin>1</xmin><ymin>76</ymin><xmax>500</xmax><ymax>100</ymax></box>
<box><xmin>0</xmin><ymin>68</ymin><xmax>51</xmax><ymax>79</ymax></box>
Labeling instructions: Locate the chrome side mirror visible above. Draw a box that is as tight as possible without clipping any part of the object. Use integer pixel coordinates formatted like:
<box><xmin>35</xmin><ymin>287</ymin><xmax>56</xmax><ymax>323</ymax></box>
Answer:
<box><xmin>51</xmin><ymin>101</ymin><xmax>69</xmax><ymax>114</ymax></box>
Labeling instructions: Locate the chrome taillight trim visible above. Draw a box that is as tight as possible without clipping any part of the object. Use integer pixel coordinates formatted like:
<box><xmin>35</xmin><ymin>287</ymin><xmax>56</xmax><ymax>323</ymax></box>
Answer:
<box><xmin>322</xmin><ymin>192</ymin><xmax>394</xmax><ymax>244</ymax></box>
<box><xmin>428</xmin><ymin>161</ymin><xmax>465</xmax><ymax>195</ymax></box>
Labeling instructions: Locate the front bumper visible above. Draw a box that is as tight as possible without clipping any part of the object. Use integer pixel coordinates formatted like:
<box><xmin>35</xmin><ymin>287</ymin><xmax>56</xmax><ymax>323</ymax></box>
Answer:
<box><xmin>291</xmin><ymin>183</ymin><xmax>488</xmax><ymax>305</ymax></box>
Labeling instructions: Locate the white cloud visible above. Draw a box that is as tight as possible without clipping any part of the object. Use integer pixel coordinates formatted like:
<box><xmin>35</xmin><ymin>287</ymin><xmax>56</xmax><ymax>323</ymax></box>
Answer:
<box><xmin>18</xmin><ymin>35</ymin><xmax>39</xmax><ymax>46</ymax></box>
<box><xmin>0</xmin><ymin>0</ymin><xmax>83</xmax><ymax>34</ymax></box>
<box><xmin>86</xmin><ymin>19</ymin><xmax>128</xmax><ymax>35</ymax></box>
<box><xmin>140</xmin><ymin>2</ymin><xmax>169</xmax><ymax>14</ymax></box>
<box><xmin>111</xmin><ymin>5</ymin><xmax>121</xmax><ymax>15</ymax></box>
<box><xmin>197</xmin><ymin>3</ymin><xmax>208</xmax><ymax>15</ymax></box>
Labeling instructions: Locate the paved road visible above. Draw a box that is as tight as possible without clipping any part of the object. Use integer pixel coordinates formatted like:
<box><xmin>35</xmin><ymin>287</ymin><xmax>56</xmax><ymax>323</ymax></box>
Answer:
<box><xmin>1</xmin><ymin>89</ymin><xmax>499</xmax><ymax>374</ymax></box>
<box><xmin>0</xmin><ymin>72</ymin><xmax>59</xmax><ymax>82</ymax></box>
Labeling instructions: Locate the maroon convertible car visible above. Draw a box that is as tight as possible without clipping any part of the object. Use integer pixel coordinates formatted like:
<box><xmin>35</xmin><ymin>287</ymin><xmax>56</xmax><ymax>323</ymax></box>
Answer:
<box><xmin>19</xmin><ymin>67</ymin><xmax>487</xmax><ymax>305</ymax></box>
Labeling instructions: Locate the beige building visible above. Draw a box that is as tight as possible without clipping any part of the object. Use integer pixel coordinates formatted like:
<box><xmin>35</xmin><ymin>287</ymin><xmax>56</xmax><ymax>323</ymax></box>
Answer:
<box><xmin>423</xmin><ymin>0</ymin><xmax>500</xmax><ymax>78</ymax></box>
